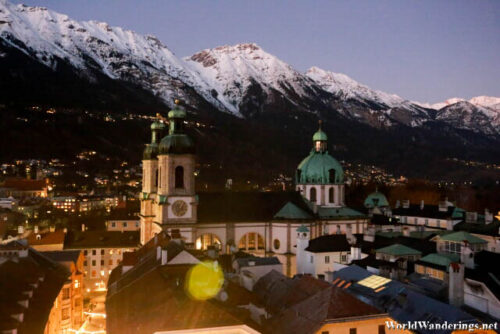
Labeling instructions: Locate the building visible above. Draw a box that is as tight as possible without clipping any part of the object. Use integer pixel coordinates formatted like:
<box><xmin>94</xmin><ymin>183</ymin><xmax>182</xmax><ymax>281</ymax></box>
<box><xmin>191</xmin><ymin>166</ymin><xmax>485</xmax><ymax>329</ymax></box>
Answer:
<box><xmin>392</xmin><ymin>200</ymin><xmax>464</xmax><ymax>231</ymax></box>
<box><xmin>296</xmin><ymin>225</ymin><xmax>355</xmax><ymax>279</ymax></box>
<box><xmin>42</xmin><ymin>250</ymin><xmax>85</xmax><ymax>332</ymax></box>
<box><xmin>254</xmin><ymin>270</ymin><xmax>403</xmax><ymax>334</ymax></box>
<box><xmin>233</xmin><ymin>256</ymin><xmax>283</xmax><ymax>291</ymax></box>
<box><xmin>1</xmin><ymin>177</ymin><xmax>48</xmax><ymax>198</ymax></box>
<box><xmin>0</xmin><ymin>196</ymin><xmax>18</xmax><ymax>210</ymax></box>
<box><xmin>140</xmin><ymin>104</ymin><xmax>368</xmax><ymax>256</ymax></box>
<box><xmin>105</xmin><ymin>218</ymin><xmax>140</xmax><ymax>231</ymax></box>
<box><xmin>331</xmin><ymin>265</ymin><xmax>482</xmax><ymax>334</ymax></box>
<box><xmin>63</xmin><ymin>230</ymin><xmax>140</xmax><ymax>291</ymax></box>
<box><xmin>0</xmin><ymin>241</ymin><xmax>69</xmax><ymax>334</ymax></box>
<box><xmin>106</xmin><ymin>232</ymin><xmax>263</xmax><ymax>334</ymax></box>
<box><xmin>27</xmin><ymin>229</ymin><xmax>66</xmax><ymax>251</ymax></box>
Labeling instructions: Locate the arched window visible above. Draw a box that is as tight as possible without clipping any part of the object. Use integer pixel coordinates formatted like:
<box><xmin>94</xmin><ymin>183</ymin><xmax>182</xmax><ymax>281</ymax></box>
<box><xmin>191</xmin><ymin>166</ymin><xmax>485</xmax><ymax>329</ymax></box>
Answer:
<box><xmin>329</xmin><ymin>169</ymin><xmax>336</xmax><ymax>183</ymax></box>
<box><xmin>155</xmin><ymin>168</ymin><xmax>158</xmax><ymax>187</ymax></box>
<box><xmin>175</xmin><ymin>166</ymin><xmax>184</xmax><ymax>189</ymax></box>
<box><xmin>329</xmin><ymin>187</ymin><xmax>335</xmax><ymax>203</ymax></box>
<box><xmin>310</xmin><ymin>187</ymin><xmax>317</xmax><ymax>202</ymax></box>
<box><xmin>296</xmin><ymin>170</ymin><xmax>302</xmax><ymax>182</ymax></box>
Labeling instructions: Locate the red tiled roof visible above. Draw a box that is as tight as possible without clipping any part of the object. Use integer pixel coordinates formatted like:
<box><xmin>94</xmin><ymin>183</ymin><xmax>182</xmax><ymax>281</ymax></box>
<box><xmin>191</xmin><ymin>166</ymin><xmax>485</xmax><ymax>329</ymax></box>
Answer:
<box><xmin>27</xmin><ymin>230</ymin><xmax>65</xmax><ymax>246</ymax></box>
<box><xmin>3</xmin><ymin>178</ymin><xmax>47</xmax><ymax>191</ymax></box>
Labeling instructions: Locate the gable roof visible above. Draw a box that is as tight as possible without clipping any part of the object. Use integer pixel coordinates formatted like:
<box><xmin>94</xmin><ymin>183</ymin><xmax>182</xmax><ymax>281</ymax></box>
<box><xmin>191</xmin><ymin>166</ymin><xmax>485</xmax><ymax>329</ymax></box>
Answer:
<box><xmin>274</xmin><ymin>202</ymin><xmax>313</xmax><ymax>220</ymax></box>
<box><xmin>417</xmin><ymin>253</ymin><xmax>460</xmax><ymax>271</ymax></box>
<box><xmin>305</xmin><ymin>234</ymin><xmax>353</xmax><ymax>253</ymax></box>
<box><xmin>376</xmin><ymin>244</ymin><xmax>421</xmax><ymax>256</ymax></box>
<box><xmin>453</xmin><ymin>220</ymin><xmax>500</xmax><ymax>237</ymax></box>
<box><xmin>268</xmin><ymin>285</ymin><xmax>385</xmax><ymax>334</ymax></box>
<box><xmin>440</xmin><ymin>231</ymin><xmax>487</xmax><ymax>244</ymax></box>
<box><xmin>0</xmin><ymin>246</ymin><xmax>69</xmax><ymax>333</ymax></box>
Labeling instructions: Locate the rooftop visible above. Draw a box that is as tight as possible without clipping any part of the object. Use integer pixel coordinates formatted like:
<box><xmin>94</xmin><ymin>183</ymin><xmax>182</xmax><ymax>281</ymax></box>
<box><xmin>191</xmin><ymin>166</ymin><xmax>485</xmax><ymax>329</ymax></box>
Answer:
<box><xmin>376</xmin><ymin>243</ymin><xmax>422</xmax><ymax>256</ymax></box>
<box><xmin>440</xmin><ymin>231</ymin><xmax>487</xmax><ymax>244</ymax></box>
<box><xmin>64</xmin><ymin>230</ymin><xmax>140</xmax><ymax>249</ymax></box>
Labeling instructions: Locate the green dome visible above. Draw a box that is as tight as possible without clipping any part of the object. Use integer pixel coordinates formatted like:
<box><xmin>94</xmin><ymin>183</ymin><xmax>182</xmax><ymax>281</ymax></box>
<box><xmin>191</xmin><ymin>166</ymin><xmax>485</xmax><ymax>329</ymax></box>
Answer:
<box><xmin>364</xmin><ymin>191</ymin><xmax>389</xmax><ymax>208</ymax></box>
<box><xmin>168</xmin><ymin>108</ymin><xmax>186</xmax><ymax>119</ymax></box>
<box><xmin>159</xmin><ymin>134</ymin><xmax>195</xmax><ymax>154</ymax></box>
<box><xmin>143</xmin><ymin>143</ymin><xmax>158</xmax><ymax>160</ymax></box>
<box><xmin>151</xmin><ymin>121</ymin><xmax>165</xmax><ymax>130</ymax></box>
<box><xmin>296</xmin><ymin>152</ymin><xmax>344</xmax><ymax>184</ymax></box>
<box><xmin>312</xmin><ymin>129</ymin><xmax>328</xmax><ymax>141</ymax></box>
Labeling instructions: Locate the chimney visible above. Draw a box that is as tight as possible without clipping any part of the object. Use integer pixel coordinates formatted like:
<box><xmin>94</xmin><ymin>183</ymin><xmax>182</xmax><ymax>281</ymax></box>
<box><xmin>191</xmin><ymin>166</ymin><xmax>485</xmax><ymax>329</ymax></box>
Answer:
<box><xmin>34</xmin><ymin>225</ymin><xmax>38</xmax><ymax>234</ymax></box>
<box><xmin>448</xmin><ymin>262</ymin><xmax>464</xmax><ymax>307</ymax></box>
<box><xmin>402</xmin><ymin>200</ymin><xmax>410</xmax><ymax>209</ymax></box>
<box><xmin>156</xmin><ymin>246</ymin><xmax>161</xmax><ymax>261</ymax></box>
<box><xmin>350</xmin><ymin>246</ymin><xmax>361</xmax><ymax>262</ymax></box>
<box><xmin>460</xmin><ymin>241</ymin><xmax>475</xmax><ymax>269</ymax></box>
<box><xmin>438</xmin><ymin>201</ymin><xmax>449</xmax><ymax>212</ymax></box>
<box><xmin>484</xmin><ymin>209</ymin><xmax>493</xmax><ymax>224</ymax></box>
<box><xmin>363</xmin><ymin>227</ymin><xmax>375</xmax><ymax>242</ymax></box>
<box><xmin>161</xmin><ymin>249</ymin><xmax>168</xmax><ymax>265</ymax></box>
<box><xmin>420</xmin><ymin>200</ymin><xmax>424</xmax><ymax>210</ymax></box>
<box><xmin>395</xmin><ymin>200</ymin><xmax>400</xmax><ymax>209</ymax></box>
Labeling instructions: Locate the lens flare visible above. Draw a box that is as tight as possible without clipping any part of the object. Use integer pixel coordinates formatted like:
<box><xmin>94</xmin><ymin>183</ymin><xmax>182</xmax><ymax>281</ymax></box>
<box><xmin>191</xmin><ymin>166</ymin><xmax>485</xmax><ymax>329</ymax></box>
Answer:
<box><xmin>185</xmin><ymin>261</ymin><xmax>224</xmax><ymax>300</ymax></box>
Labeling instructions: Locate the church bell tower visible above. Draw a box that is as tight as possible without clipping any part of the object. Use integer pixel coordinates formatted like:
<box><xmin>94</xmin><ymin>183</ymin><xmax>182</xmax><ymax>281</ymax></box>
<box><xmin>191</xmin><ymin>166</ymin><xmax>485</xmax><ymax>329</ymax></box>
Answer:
<box><xmin>140</xmin><ymin>100</ymin><xmax>197</xmax><ymax>245</ymax></box>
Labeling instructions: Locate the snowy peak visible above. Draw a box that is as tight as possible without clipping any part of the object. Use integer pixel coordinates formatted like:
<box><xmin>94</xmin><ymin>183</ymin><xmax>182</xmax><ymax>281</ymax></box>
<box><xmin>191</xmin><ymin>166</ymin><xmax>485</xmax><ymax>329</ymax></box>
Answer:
<box><xmin>305</xmin><ymin>66</ymin><xmax>407</xmax><ymax>108</ymax></box>
<box><xmin>436</xmin><ymin>101</ymin><xmax>500</xmax><ymax>135</ymax></box>
<box><xmin>418</xmin><ymin>96</ymin><xmax>500</xmax><ymax>111</ymax></box>
<box><xmin>185</xmin><ymin>43</ymin><xmax>318</xmax><ymax>115</ymax></box>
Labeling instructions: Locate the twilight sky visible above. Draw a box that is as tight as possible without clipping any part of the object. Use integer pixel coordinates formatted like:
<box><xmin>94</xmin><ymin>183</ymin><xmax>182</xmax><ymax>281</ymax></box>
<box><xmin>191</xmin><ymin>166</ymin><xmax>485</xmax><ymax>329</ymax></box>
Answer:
<box><xmin>16</xmin><ymin>0</ymin><xmax>500</xmax><ymax>103</ymax></box>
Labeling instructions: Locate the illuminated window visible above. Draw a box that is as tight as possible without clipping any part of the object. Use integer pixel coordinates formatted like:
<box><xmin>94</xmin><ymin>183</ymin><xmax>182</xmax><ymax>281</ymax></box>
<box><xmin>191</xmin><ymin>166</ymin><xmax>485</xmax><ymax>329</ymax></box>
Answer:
<box><xmin>109</xmin><ymin>249</ymin><xmax>114</xmax><ymax>255</ymax></box>
<box><xmin>358</xmin><ymin>275</ymin><xmax>391</xmax><ymax>290</ymax></box>
<box><xmin>74</xmin><ymin>280</ymin><xmax>80</xmax><ymax>289</ymax></box>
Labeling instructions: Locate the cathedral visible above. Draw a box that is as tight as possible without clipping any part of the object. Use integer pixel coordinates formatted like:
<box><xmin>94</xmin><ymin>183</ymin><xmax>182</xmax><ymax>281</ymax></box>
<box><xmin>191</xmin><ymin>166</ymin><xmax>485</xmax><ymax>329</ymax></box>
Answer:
<box><xmin>140</xmin><ymin>102</ymin><xmax>368</xmax><ymax>255</ymax></box>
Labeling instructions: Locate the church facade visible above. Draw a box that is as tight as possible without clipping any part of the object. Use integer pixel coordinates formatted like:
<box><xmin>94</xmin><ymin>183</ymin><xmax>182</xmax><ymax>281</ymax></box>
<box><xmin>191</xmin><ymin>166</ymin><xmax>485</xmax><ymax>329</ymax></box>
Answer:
<box><xmin>140</xmin><ymin>103</ymin><xmax>368</xmax><ymax>256</ymax></box>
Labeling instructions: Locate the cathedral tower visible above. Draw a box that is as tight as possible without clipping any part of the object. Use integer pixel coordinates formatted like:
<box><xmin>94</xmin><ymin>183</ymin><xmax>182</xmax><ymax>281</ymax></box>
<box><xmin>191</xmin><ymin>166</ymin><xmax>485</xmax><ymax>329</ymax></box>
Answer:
<box><xmin>140</xmin><ymin>101</ymin><xmax>197</xmax><ymax>244</ymax></box>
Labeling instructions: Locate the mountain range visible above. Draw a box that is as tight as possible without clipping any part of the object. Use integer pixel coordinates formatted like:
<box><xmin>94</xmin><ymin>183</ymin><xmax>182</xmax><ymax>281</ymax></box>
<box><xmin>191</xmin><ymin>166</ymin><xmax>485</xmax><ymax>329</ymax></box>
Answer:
<box><xmin>1</xmin><ymin>0</ymin><xmax>499</xmax><ymax>184</ymax></box>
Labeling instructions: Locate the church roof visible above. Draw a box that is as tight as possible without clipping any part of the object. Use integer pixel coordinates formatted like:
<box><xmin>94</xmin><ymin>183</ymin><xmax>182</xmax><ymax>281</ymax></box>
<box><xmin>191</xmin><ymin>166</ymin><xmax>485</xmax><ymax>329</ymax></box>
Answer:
<box><xmin>312</xmin><ymin>129</ymin><xmax>328</xmax><ymax>141</ymax></box>
<box><xmin>317</xmin><ymin>206</ymin><xmax>366</xmax><ymax>219</ymax></box>
<box><xmin>197</xmin><ymin>191</ymin><xmax>313</xmax><ymax>223</ymax></box>
<box><xmin>296</xmin><ymin>152</ymin><xmax>344</xmax><ymax>184</ymax></box>
<box><xmin>274</xmin><ymin>202</ymin><xmax>313</xmax><ymax>220</ymax></box>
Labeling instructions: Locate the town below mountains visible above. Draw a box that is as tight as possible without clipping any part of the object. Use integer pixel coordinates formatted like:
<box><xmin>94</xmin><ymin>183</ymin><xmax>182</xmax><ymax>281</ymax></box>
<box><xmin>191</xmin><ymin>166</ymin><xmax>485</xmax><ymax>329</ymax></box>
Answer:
<box><xmin>1</xmin><ymin>0</ymin><xmax>500</xmax><ymax>186</ymax></box>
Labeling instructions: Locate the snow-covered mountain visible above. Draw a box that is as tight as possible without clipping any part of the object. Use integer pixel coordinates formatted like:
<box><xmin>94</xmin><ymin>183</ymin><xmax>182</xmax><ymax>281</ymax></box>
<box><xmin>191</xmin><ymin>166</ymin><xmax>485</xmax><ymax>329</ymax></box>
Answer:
<box><xmin>0</xmin><ymin>0</ymin><xmax>498</xmax><ymax>136</ymax></box>
<box><xmin>436</xmin><ymin>101</ymin><xmax>500</xmax><ymax>135</ymax></box>
<box><xmin>305</xmin><ymin>66</ymin><xmax>432</xmax><ymax>127</ymax></box>
<box><xmin>0</xmin><ymin>0</ymin><xmax>228</xmax><ymax>110</ymax></box>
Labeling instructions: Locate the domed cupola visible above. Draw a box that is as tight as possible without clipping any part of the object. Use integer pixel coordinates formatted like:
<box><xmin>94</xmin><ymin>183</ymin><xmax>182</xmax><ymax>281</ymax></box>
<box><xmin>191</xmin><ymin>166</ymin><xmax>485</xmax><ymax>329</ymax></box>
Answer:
<box><xmin>158</xmin><ymin>101</ymin><xmax>195</xmax><ymax>155</ymax></box>
<box><xmin>364</xmin><ymin>188</ymin><xmax>389</xmax><ymax>209</ymax></box>
<box><xmin>296</xmin><ymin>122</ymin><xmax>344</xmax><ymax>185</ymax></box>
<box><xmin>296</xmin><ymin>122</ymin><xmax>345</xmax><ymax>207</ymax></box>
<box><xmin>143</xmin><ymin>118</ymin><xmax>166</xmax><ymax>160</ymax></box>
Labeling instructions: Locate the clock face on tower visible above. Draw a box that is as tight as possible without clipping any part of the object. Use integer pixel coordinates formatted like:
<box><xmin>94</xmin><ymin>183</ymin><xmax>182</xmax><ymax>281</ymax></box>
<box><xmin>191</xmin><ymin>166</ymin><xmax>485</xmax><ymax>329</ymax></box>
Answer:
<box><xmin>171</xmin><ymin>200</ymin><xmax>188</xmax><ymax>217</ymax></box>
